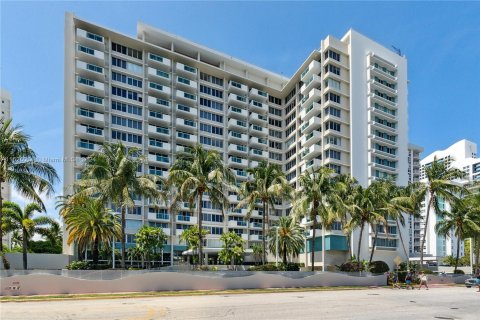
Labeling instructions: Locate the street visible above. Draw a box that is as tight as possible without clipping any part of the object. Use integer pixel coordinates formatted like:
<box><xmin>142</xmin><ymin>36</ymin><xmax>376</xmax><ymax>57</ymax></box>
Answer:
<box><xmin>1</xmin><ymin>286</ymin><xmax>478</xmax><ymax>320</ymax></box>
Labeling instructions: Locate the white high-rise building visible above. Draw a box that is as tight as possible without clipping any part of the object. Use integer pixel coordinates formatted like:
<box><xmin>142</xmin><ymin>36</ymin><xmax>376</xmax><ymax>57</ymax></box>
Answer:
<box><xmin>1</xmin><ymin>88</ymin><xmax>12</xmax><ymax>248</ymax></box>
<box><xmin>419</xmin><ymin>139</ymin><xmax>478</xmax><ymax>259</ymax></box>
<box><xmin>64</xmin><ymin>13</ymin><xmax>410</xmax><ymax>268</ymax></box>
<box><xmin>407</xmin><ymin>143</ymin><xmax>423</xmax><ymax>254</ymax></box>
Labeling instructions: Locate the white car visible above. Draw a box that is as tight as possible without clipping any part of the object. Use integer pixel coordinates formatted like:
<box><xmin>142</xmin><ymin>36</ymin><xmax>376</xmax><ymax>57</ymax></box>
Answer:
<box><xmin>465</xmin><ymin>277</ymin><xmax>479</xmax><ymax>288</ymax></box>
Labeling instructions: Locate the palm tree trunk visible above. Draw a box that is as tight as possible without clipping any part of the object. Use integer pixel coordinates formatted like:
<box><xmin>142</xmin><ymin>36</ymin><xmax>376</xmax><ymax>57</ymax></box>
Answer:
<box><xmin>22</xmin><ymin>227</ymin><xmax>28</xmax><ymax>270</ymax></box>
<box><xmin>283</xmin><ymin>241</ymin><xmax>287</xmax><ymax>264</ymax></box>
<box><xmin>0</xmin><ymin>179</ymin><xmax>4</xmax><ymax>252</ymax></box>
<box><xmin>311</xmin><ymin>217</ymin><xmax>317</xmax><ymax>272</ymax></box>
<box><xmin>262</xmin><ymin>201</ymin><xmax>266</xmax><ymax>265</ymax></box>
<box><xmin>92</xmin><ymin>237</ymin><xmax>99</xmax><ymax>266</ymax></box>
<box><xmin>357</xmin><ymin>223</ymin><xmax>364</xmax><ymax>262</ymax></box>
<box><xmin>121</xmin><ymin>206</ymin><xmax>126</xmax><ymax>269</ymax></box>
<box><xmin>475</xmin><ymin>236</ymin><xmax>479</xmax><ymax>268</ymax></box>
<box><xmin>197</xmin><ymin>193</ymin><xmax>204</xmax><ymax>266</ymax></box>
<box><xmin>420</xmin><ymin>195</ymin><xmax>433</xmax><ymax>267</ymax></box>
<box><xmin>369</xmin><ymin>224</ymin><xmax>378</xmax><ymax>264</ymax></box>
<box><xmin>396</xmin><ymin>219</ymin><xmax>409</xmax><ymax>269</ymax></box>
<box><xmin>454</xmin><ymin>231</ymin><xmax>461</xmax><ymax>273</ymax></box>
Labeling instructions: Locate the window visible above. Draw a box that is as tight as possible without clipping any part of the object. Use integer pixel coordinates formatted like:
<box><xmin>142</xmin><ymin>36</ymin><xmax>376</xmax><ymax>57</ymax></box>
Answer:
<box><xmin>269</xmin><ymin>106</ymin><xmax>282</xmax><ymax>116</ymax></box>
<box><xmin>325</xmin><ymin>150</ymin><xmax>341</xmax><ymax>160</ymax></box>
<box><xmin>285</xmin><ymin>112</ymin><xmax>296</xmax><ymax>125</ymax></box>
<box><xmin>149</xmin><ymin>166</ymin><xmax>168</xmax><ymax>176</ymax></box>
<box><xmin>77</xmin><ymin>76</ymin><xmax>94</xmax><ymax>87</ymax></box>
<box><xmin>269</xmin><ymin>118</ymin><xmax>282</xmax><ymax>128</ymax></box>
<box><xmin>325</xmin><ymin>64</ymin><xmax>341</xmax><ymax>76</ymax></box>
<box><xmin>269</xmin><ymin>141</ymin><xmax>282</xmax><ymax>150</ymax></box>
<box><xmin>129</xmin><ymin>206</ymin><xmax>142</xmax><ymax>215</ymax></box>
<box><xmin>112</xmin><ymin>130</ymin><xmax>142</xmax><ymax>144</ymax></box>
<box><xmin>149</xmin><ymin>139</ymin><xmax>168</xmax><ymax>148</ymax></box>
<box><xmin>112</xmin><ymin>72</ymin><xmax>142</xmax><ymax>88</ymax></box>
<box><xmin>285</xmin><ymin>88</ymin><xmax>296</xmax><ymax>104</ymax></box>
<box><xmin>325</xmin><ymin>92</ymin><xmax>341</xmax><ymax>104</ymax></box>
<box><xmin>325</xmin><ymin>78</ymin><xmax>341</xmax><ymax>90</ymax></box>
<box><xmin>78</xmin><ymin>108</ymin><xmax>95</xmax><ymax>118</ymax></box>
<box><xmin>375</xmin><ymin>157</ymin><xmax>396</xmax><ymax>169</ymax></box>
<box><xmin>149</xmin><ymin>82</ymin><xmax>165</xmax><ymax>91</ymax></box>
<box><xmin>84</xmin><ymin>94</ymin><xmax>103</xmax><ymax>105</ymax></box>
<box><xmin>202</xmin><ymin>213</ymin><xmax>223</xmax><ymax>223</ymax></box>
<box><xmin>324</xmin><ymin>50</ymin><xmax>341</xmax><ymax>62</ymax></box>
<box><xmin>86</xmin><ymin>63</ymin><xmax>103</xmax><ymax>73</ymax></box>
<box><xmin>200</xmin><ymin>97</ymin><xmax>223</xmax><ymax>111</ymax></box>
<box><xmin>200</xmin><ymin>136</ymin><xmax>223</xmax><ymax>148</ymax></box>
<box><xmin>326</xmin><ymin>136</ymin><xmax>341</xmax><ymax>146</ymax></box>
<box><xmin>85</xmin><ymin>31</ymin><xmax>103</xmax><ymax>42</ymax></box>
<box><xmin>182</xmin><ymin>64</ymin><xmax>197</xmax><ymax>74</ymax></box>
<box><xmin>285</xmin><ymin>124</ymin><xmax>296</xmax><ymax>137</ymax></box>
<box><xmin>77</xmin><ymin>44</ymin><xmax>94</xmax><ymax>55</ymax></box>
<box><xmin>111</xmin><ymin>115</ymin><xmax>142</xmax><ymax>130</ymax></box>
<box><xmin>111</xmin><ymin>101</ymin><xmax>142</xmax><ymax>116</ymax></box>
<box><xmin>269</xmin><ymin>129</ymin><xmax>282</xmax><ymax>139</ymax></box>
<box><xmin>200</xmin><ymin>123</ymin><xmax>223</xmax><ymax>136</ymax></box>
<box><xmin>200</xmin><ymin>85</ymin><xmax>223</xmax><ymax>98</ymax></box>
<box><xmin>149</xmin><ymin>53</ymin><xmax>165</xmax><ymax>62</ymax></box>
<box><xmin>325</xmin><ymin>106</ymin><xmax>341</xmax><ymax>118</ymax></box>
<box><xmin>375</xmin><ymin>117</ymin><xmax>396</xmax><ymax>129</ymax></box>
<box><xmin>80</xmin><ymin>124</ymin><xmax>103</xmax><ymax>135</ymax></box>
<box><xmin>286</xmin><ymin>147</ymin><xmax>296</xmax><ymax>159</ymax></box>
<box><xmin>268</xmin><ymin>95</ymin><xmax>282</xmax><ymax>106</ymax></box>
<box><xmin>375</xmin><ymin>130</ymin><xmax>396</xmax><ymax>142</ymax></box>
<box><xmin>112</xmin><ymin>42</ymin><xmax>143</xmax><ymax>60</ymax></box>
<box><xmin>155</xmin><ymin>98</ymin><xmax>170</xmax><ymax>107</ymax></box>
<box><xmin>200</xmin><ymin>72</ymin><xmax>223</xmax><ymax>86</ymax></box>
<box><xmin>111</xmin><ymin>57</ymin><xmax>143</xmax><ymax>75</ymax></box>
<box><xmin>285</xmin><ymin>159</ymin><xmax>296</xmax><ymax>170</ymax></box>
<box><xmin>112</xmin><ymin>86</ymin><xmax>142</xmax><ymax>102</ymax></box>
<box><xmin>285</xmin><ymin>101</ymin><xmax>295</xmax><ymax>115</ymax></box>
<box><xmin>177</xmin><ymin>131</ymin><xmax>192</xmax><ymax>139</ymax></box>
<box><xmin>200</xmin><ymin>110</ymin><xmax>223</xmax><ymax>123</ymax></box>
<box><xmin>327</xmin><ymin>164</ymin><xmax>341</xmax><ymax>174</ymax></box>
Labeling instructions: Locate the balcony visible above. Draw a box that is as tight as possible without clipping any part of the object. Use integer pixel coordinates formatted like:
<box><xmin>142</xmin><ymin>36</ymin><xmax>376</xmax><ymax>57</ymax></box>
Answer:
<box><xmin>227</xmin><ymin>118</ymin><xmax>248</xmax><ymax>132</ymax></box>
<box><xmin>249</xmin><ymin>136</ymin><xmax>268</xmax><ymax>148</ymax></box>
<box><xmin>76</xmin><ymin>92</ymin><xmax>104</xmax><ymax>110</ymax></box>
<box><xmin>176</xmin><ymin>118</ymin><xmax>197</xmax><ymax>132</ymax></box>
<box><xmin>301</xmin><ymin>130</ymin><xmax>321</xmax><ymax>148</ymax></box>
<box><xmin>301</xmin><ymin>158</ymin><xmax>322</xmax><ymax>172</ymax></box>
<box><xmin>148</xmin><ymin>154</ymin><xmax>170</xmax><ymax>165</ymax></box>
<box><xmin>234</xmin><ymin>169</ymin><xmax>248</xmax><ymax>180</ymax></box>
<box><xmin>227</xmin><ymin>106</ymin><xmax>248</xmax><ymax>119</ymax></box>
<box><xmin>147</xmin><ymin>67</ymin><xmax>170</xmax><ymax>84</ymax></box>
<box><xmin>369</xmin><ymin>78</ymin><xmax>398</xmax><ymax>96</ymax></box>
<box><xmin>227</xmin><ymin>80</ymin><xmax>248</xmax><ymax>94</ymax></box>
<box><xmin>301</xmin><ymin>88</ymin><xmax>321</xmax><ymax>108</ymax></box>
<box><xmin>228</xmin><ymin>220</ymin><xmax>247</xmax><ymax>228</ymax></box>
<box><xmin>249</xmin><ymin>124</ymin><xmax>268</xmax><ymax>137</ymax></box>
<box><xmin>147</xmin><ymin>96</ymin><xmax>171</xmax><ymax>112</ymax></box>
<box><xmin>176</xmin><ymin>90</ymin><xmax>197</xmax><ymax>105</ymax></box>
<box><xmin>176</xmin><ymin>76</ymin><xmax>198</xmax><ymax>91</ymax></box>
<box><xmin>228</xmin><ymin>93</ymin><xmax>248</xmax><ymax>107</ymax></box>
<box><xmin>148</xmin><ymin>140</ymin><xmax>171</xmax><ymax>152</ymax></box>
<box><xmin>176</xmin><ymin>131</ymin><xmax>197</xmax><ymax>144</ymax></box>
<box><xmin>148</xmin><ymin>82</ymin><xmax>171</xmax><ymax>97</ymax></box>
<box><xmin>228</xmin><ymin>157</ymin><xmax>248</xmax><ymax>167</ymax></box>
<box><xmin>76</xmin><ymin>108</ymin><xmax>105</xmax><ymax>125</ymax></box>
<box><xmin>228</xmin><ymin>143</ymin><xmax>248</xmax><ymax>155</ymax></box>
<box><xmin>76</xmin><ymin>76</ymin><xmax>105</xmax><ymax>96</ymax></box>
<box><xmin>148</xmin><ymin>111</ymin><xmax>171</xmax><ymax>125</ymax></box>
<box><xmin>301</xmin><ymin>74</ymin><xmax>322</xmax><ymax>96</ymax></box>
<box><xmin>148</xmin><ymin>125</ymin><xmax>170</xmax><ymax>138</ymax></box>
<box><xmin>228</xmin><ymin>194</ymin><xmax>240</xmax><ymax>203</ymax></box>
<box><xmin>75</xmin><ymin>60</ymin><xmax>105</xmax><ymax>81</ymax></box>
<box><xmin>76</xmin><ymin>29</ymin><xmax>104</xmax><ymax>47</ymax></box>
<box><xmin>300</xmin><ymin>102</ymin><xmax>321</xmax><ymax>122</ymax></box>
<box><xmin>76</xmin><ymin>44</ymin><xmax>104</xmax><ymax>63</ymax></box>
<box><xmin>148</xmin><ymin>52</ymin><xmax>171</xmax><ymax>69</ymax></box>
<box><xmin>302</xmin><ymin>144</ymin><xmax>322</xmax><ymax>161</ymax></box>
<box><xmin>227</xmin><ymin>131</ymin><xmax>248</xmax><ymax>143</ymax></box>
<box><xmin>249</xmin><ymin>88</ymin><xmax>268</xmax><ymax>102</ymax></box>
<box><xmin>77</xmin><ymin>139</ymin><xmax>101</xmax><ymax>152</ymax></box>
<box><xmin>175</xmin><ymin>62</ymin><xmax>197</xmax><ymax>78</ymax></box>
<box><xmin>300</xmin><ymin>60</ymin><xmax>321</xmax><ymax>81</ymax></box>
<box><xmin>249</xmin><ymin>148</ymin><xmax>268</xmax><ymax>159</ymax></box>
<box><xmin>176</xmin><ymin>104</ymin><xmax>197</xmax><ymax>119</ymax></box>
<box><xmin>249</xmin><ymin>234</ymin><xmax>264</xmax><ymax>241</ymax></box>
<box><xmin>250</xmin><ymin>222</ymin><xmax>263</xmax><ymax>229</ymax></box>
<box><xmin>249</xmin><ymin>112</ymin><xmax>268</xmax><ymax>125</ymax></box>
<box><xmin>368</xmin><ymin>120</ymin><xmax>397</xmax><ymax>135</ymax></box>
<box><xmin>300</xmin><ymin>116</ymin><xmax>322</xmax><ymax>134</ymax></box>
<box><xmin>176</xmin><ymin>215</ymin><xmax>197</xmax><ymax>224</ymax></box>
<box><xmin>249</xmin><ymin>100</ymin><xmax>268</xmax><ymax>114</ymax></box>
<box><xmin>76</xmin><ymin>124</ymin><xmax>104</xmax><ymax>140</ymax></box>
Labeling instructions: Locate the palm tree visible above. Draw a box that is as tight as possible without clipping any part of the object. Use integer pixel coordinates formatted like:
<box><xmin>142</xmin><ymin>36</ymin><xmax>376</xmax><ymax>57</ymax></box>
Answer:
<box><xmin>416</xmin><ymin>158</ymin><xmax>466</xmax><ymax>266</ymax></box>
<box><xmin>63</xmin><ymin>198</ymin><xmax>121</xmax><ymax>266</ymax></box>
<box><xmin>292</xmin><ymin>167</ymin><xmax>336</xmax><ymax>271</ymax></box>
<box><xmin>2</xmin><ymin>201</ymin><xmax>56</xmax><ymax>269</ymax></box>
<box><xmin>238</xmin><ymin>160</ymin><xmax>292</xmax><ymax>265</ymax></box>
<box><xmin>268</xmin><ymin>216</ymin><xmax>304</xmax><ymax>264</ymax></box>
<box><xmin>0</xmin><ymin>119</ymin><xmax>58</xmax><ymax>251</ymax></box>
<box><xmin>74</xmin><ymin>142</ymin><xmax>162</xmax><ymax>269</ymax></box>
<box><xmin>179</xmin><ymin>225</ymin><xmax>209</xmax><ymax>265</ymax></box>
<box><xmin>37</xmin><ymin>220</ymin><xmax>62</xmax><ymax>248</ymax></box>
<box><xmin>435</xmin><ymin>196</ymin><xmax>480</xmax><ymax>272</ymax></box>
<box><xmin>168</xmin><ymin>144</ymin><xmax>235</xmax><ymax>265</ymax></box>
<box><xmin>251</xmin><ymin>243</ymin><xmax>263</xmax><ymax>265</ymax></box>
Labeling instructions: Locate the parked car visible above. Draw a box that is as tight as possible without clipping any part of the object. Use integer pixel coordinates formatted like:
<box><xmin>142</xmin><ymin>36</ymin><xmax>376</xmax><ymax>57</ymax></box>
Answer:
<box><xmin>464</xmin><ymin>277</ymin><xmax>479</xmax><ymax>288</ymax></box>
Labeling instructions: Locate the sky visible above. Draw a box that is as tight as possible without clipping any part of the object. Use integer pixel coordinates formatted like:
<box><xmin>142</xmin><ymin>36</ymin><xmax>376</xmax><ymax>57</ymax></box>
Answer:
<box><xmin>1</xmin><ymin>1</ymin><xmax>479</xmax><ymax>219</ymax></box>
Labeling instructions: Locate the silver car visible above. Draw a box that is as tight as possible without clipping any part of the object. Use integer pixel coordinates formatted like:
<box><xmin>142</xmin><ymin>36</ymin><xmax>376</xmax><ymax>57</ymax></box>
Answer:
<box><xmin>465</xmin><ymin>277</ymin><xmax>479</xmax><ymax>288</ymax></box>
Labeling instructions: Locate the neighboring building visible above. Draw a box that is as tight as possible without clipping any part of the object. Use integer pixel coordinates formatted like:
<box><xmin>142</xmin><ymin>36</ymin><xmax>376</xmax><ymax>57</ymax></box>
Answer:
<box><xmin>64</xmin><ymin>13</ymin><xmax>410</xmax><ymax>268</ymax></box>
<box><xmin>407</xmin><ymin>143</ymin><xmax>423</xmax><ymax>254</ymax></box>
<box><xmin>419</xmin><ymin>139</ymin><xmax>478</xmax><ymax>260</ymax></box>
<box><xmin>1</xmin><ymin>88</ymin><xmax>12</xmax><ymax>248</ymax></box>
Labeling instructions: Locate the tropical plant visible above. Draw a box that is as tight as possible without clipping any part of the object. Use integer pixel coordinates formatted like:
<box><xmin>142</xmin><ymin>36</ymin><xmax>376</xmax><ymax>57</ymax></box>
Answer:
<box><xmin>74</xmin><ymin>142</ymin><xmax>163</xmax><ymax>269</ymax></box>
<box><xmin>435</xmin><ymin>196</ymin><xmax>480</xmax><ymax>272</ymax></box>
<box><xmin>251</xmin><ymin>243</ymin><xmax>264</xmax><ymax>265</ymax></box>
<box><xmin>37</xmin><ymin>219</ymin><xmax>62</xmax><ymax>248</ymax></box>
<box><xmin>292</xmin><ymin>167</ymin><xmax>337</xmax><ymax>271</ymax></box>
<box><xmin>2</xmin><ymin>201</ymin><xmax>56</xmax><ymax>269</ymax></box>
<box><xmin>0</xmin><ymin>119</ymin><xmax>58</xmax><ymax>251</ymax></box>
<box><xmin>268</xmin><ymin>216</ymin><xmax>304</xmax><ymax>264</ymax></box>
<box><xmin>416</xmin><ymin>158</ymin><xmax>466</xmax><ymax>266</ymax></box>
<box><xmin>135</xmin><ymin>225</ymin><xmax>167</xmax><ymax>268</ymax></box>
<box><xmin>168</xmin><ymin>144</ymin><xmax>235</xmax><ymax>265</ymax></box>
<box><xmin>218</xmin><ymin>231</ymin><xmax>245</xmax><ymax>266</ymax></box>
<box><xmin>238</xmin><ymin>160</ymin><xmax>292</xmax><ymax>265</ymax></box>
<box><xmin>179</xmin><ymin>225</ymin><xmax>209</xmax><ymax>264</ymax></box>
<box><xmin>63</xmin><ymin>198</ymin><xmax>121</xmax><ymax>265</ymax></box>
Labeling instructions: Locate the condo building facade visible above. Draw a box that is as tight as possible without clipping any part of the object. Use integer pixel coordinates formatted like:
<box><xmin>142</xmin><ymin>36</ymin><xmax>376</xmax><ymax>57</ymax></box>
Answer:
<box><xmin>1</xmin><ymin>88</ymin><xmax>12</xmax><ymax>248</ymax></box>
<box><xmin>407</xmin><ymin>143</ymin><xmax>423</xmax><ymax>254</ymax></box>
<box><xmin>419</xmin><ymin>139</ymin><xmax>478</xmax><ymax>259</ymax></box>
<box><xmin>64</xmin><ymin>13</ymin><xmax>410</xmax><ymax>268</ymax></box>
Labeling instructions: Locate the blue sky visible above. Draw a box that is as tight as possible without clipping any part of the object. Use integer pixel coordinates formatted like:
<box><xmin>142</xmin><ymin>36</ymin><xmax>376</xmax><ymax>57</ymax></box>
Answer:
<box><xmin>1</xmin><ymin>1</ymin><xmax>479</xmax><ymax>217</ymax></box>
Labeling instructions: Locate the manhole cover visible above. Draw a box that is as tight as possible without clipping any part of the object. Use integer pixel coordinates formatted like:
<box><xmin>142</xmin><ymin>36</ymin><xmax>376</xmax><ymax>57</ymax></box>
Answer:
<box><xmin>434</xmin><ymin>317</ymin><xmax>454</xmax><ymax>320</ymax></box>
<box><xmin>409</xmin><ymin>301</ymin><xmax>416</xmax><ymax>303</ymax></box>
<box><xmin>450</xmin><ymin>308</ymin><xmax>459</xmax><ymax>310</ymax></box>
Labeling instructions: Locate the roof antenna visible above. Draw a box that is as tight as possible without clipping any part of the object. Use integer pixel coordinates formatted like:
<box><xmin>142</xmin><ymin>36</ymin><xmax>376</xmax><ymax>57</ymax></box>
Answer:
<box><xmin>391</xmin><ymin>45</ymin><xmax>402</xmax><ymax>56</ymax></box>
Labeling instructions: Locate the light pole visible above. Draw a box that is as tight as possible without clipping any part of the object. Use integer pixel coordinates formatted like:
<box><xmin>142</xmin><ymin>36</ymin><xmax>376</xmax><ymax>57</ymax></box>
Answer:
<box><xmin>470</xmin><ymin>237</ymin><xmax>474</xmax><ymax>275</ymax></box>
<box><xmin>112</xmin><ymin>236</ymin><xmax>115</xmax><ymax>269</ymax></box>
<box><xmin>275</xmin><ymin>226</ymin><xmax>279</xmax><ymax>267</ymax></box>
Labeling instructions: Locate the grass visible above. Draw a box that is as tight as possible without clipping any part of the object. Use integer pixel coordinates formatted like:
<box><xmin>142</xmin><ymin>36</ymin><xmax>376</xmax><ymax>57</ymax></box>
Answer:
<box><xmin>0</xmin><ymin>286</ymin><xmax>371</xmax><ymax>302</ymax></box>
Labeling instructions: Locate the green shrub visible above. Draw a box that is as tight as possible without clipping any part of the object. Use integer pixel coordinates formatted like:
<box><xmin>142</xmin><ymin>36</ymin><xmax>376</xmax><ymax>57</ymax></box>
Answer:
<box><xmin>65</xmin><ymin>260</ymin><xmax>91</xmax><ymax>270</ymax></box>
<box><xmin>248</xmin><ymin>264</ymin><xmax>279</xmax><ymax>271</ymax></box>
<box><xmin>336</xmin><ymin>261</ymin><xmax>365</xmax><ymax>272</ymax></box>
<box><xmin>369</xmin><ymin>261</ymin><xmax>390</xmax><ymax>274</ymax></box>
<box><xmin>453</xmin><ymin>269</ymin><xmax>465</xmax><ymax>274</ymax></box>
<box><xmin>420</xmin><ymin>269</ymin><xmax>433</xmax><ymax>274</ymax></box>
<box><xmin>279</xmin><ymin>263</ymin><xmax>300</xmax><ymax>271</ymax></box>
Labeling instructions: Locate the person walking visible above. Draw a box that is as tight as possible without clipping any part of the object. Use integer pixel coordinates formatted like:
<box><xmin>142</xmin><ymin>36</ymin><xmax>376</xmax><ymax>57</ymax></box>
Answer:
<box><xmin>405</xmin><ymin>270</ymin><xmax>414</xmax><ymax>290</ymax></box>
<box><xmin>392</xmin><ymin>273</ymin><xmax>400</xmax><ymax>289</ymax></box>
<box><xmin>418</xmin><ymin>271</ymin><xmax>429</xmax><ymax>290</ymax></box>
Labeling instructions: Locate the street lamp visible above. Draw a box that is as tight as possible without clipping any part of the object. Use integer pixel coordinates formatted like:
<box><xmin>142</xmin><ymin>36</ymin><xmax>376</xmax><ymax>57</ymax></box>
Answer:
<box><xmin>275</xmin><ymin>226</ymin><xmax>279</xmax><ymax>267</ymax></box>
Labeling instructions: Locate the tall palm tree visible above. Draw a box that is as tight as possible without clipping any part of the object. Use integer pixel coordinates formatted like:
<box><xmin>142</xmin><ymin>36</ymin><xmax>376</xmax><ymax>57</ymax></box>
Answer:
<box><xmin>238</xmin><ymin>160</ymin><xmax>292</xmax><ymax>265</ymax></box>
<box><xmin>268</xmin><ymin>216</ymin><xmax>304</xmax><ymax>264</ymax></box>
<box><xmin>435</xmin><ymin>196</ymin><xmax>480</xmax><ymax>272</ymax></box>
<box><xmin>2</xmin><ymin>201</ymin><xmax>56</xmax><ymax>269</ymax></box>
<box><xmin>292</xmin><ymin>167</ymin><xmax>336</xmax><ymax>271</ymax></box>
<box><xmin>37</xmin><ymin>219</ymin><xmax>62</xmax><ymax>248</ymax></box>
<box><xmin>0</xmin><ymin>119</ymin><xmax>58</xmax><ymax>251</ymax></box>
<box><xmin>64</xmin><ymin>198</ymin><xmax>121</xmax><ymax>265</ymax></box>
<box><xmin>74</xmin><ymin>142</ymin><xmax>162</xmax><ymax>269</ymax></box>
<box><xmin>416</xmin><ymin>158</ymin><xmax>466</xmax><ymax>266</ymax></box>
<box><xmin>168</xmin><ymin>144</ymin><xmax>235</xmax><ymax>265</ymax></box>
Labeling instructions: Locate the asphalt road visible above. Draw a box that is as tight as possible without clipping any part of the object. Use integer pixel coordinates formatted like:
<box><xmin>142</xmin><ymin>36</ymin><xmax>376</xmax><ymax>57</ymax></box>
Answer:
<box><xmin>1</xmin><ymin>287</ymin><xmax>478</xmax><ymax>320</ymax></box>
